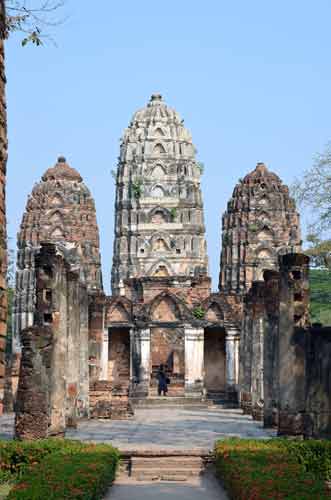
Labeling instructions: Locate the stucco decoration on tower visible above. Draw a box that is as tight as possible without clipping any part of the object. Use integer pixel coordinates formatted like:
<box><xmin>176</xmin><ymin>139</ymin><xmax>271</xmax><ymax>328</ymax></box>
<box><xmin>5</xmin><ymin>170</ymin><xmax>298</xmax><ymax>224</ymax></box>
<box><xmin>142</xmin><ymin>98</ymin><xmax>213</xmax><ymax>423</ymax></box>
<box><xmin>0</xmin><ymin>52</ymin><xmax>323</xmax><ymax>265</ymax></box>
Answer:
<box><xmin>111</xmin><ymin>94</ymin><xmax>208</xmax><ymax>294</ymax></box>
<box><xmin>13</xmin><ymin>157</ymin><xmax>103</xmax><ymax>365</ymax></box>
<box><xmin>219</xmin><ymin>162</ymin><xmax>301</xmax><ymax>292</ymax></box>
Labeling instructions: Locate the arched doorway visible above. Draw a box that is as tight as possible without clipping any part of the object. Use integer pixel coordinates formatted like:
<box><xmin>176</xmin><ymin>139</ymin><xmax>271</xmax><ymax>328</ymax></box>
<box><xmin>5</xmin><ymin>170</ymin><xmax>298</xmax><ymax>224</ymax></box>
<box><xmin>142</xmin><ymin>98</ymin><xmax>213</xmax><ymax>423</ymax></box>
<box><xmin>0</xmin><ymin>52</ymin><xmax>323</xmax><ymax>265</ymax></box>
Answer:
<box><xmin>204</xmin><ymin>327</ymin><xmax>226</xmax><ymax>397</ymax></box>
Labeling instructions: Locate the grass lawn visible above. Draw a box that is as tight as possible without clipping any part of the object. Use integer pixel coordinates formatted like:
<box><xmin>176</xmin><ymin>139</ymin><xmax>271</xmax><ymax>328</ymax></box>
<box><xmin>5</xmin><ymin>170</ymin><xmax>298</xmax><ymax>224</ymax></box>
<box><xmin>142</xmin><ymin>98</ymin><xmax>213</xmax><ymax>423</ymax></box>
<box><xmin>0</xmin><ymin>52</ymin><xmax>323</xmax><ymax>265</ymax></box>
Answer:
<box><xmin>310</xmin><ymin>269</ymin><xmax>331</xmax><ymax>324</ymax></box>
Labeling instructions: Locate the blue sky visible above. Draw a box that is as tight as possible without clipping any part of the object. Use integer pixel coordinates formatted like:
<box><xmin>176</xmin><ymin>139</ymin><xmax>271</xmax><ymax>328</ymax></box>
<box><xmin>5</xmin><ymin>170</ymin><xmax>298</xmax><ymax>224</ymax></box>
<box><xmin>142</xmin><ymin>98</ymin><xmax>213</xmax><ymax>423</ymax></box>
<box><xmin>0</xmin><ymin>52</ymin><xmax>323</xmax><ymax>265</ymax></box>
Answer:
<box><xmin>6</xmin><ymin>1</ymin><xmax>331</xmax><ymax>293</ymax></box>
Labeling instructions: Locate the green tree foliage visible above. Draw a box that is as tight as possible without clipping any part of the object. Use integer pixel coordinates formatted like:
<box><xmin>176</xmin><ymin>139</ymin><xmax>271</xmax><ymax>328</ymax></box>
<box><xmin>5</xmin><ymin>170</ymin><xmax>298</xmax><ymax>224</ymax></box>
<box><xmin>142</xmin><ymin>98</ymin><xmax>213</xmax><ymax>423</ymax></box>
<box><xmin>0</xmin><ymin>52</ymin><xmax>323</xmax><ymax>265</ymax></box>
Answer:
<box><xmin>5</xmin><ymin>0</ymin><xmax>66</xmax><ymax>45</ymax></box>
<box><xmin>305</xmin><ymin>234</ymin><xmax>331</xmax><ymax>269</ymax></box>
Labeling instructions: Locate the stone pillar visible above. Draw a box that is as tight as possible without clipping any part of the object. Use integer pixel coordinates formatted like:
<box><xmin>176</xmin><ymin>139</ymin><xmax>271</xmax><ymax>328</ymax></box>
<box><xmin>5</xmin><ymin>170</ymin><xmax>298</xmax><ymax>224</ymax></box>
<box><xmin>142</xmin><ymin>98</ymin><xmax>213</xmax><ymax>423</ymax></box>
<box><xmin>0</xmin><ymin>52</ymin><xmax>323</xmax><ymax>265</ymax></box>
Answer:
<box><xmin>277</xmin><ymin>253</ymin><xmax>310</xmax><ymax>436</ymax></box>
<box><xmin>263</xmin><ymin>270</ymin><xmax>280</xmax><ymax>428</ymax></box>
<box><xmin>225</xmin><ymin>326</ymin><xmax>240</xmax><ymax>401</ymax></box>
<box><xmin>100</xmin><ymin>328</ymin><xmax>109</xmax><ymax>380</ymax></box>
<box><xmin>234</xmin><ymin>336</ymin><xmax>240</xmax><ymax>385</ymax></box>
<box><xmin>250</xmin><ymin>282</ymin><xmax>266</xmax><ymax>422</ymax></box>
<box><xmin>47</xmin><ymin>252</ymin><xmax>68</xmax><ymax>436</ymax></box>
<box><xmin>225</xmin><ymin>335</ymin><xmax>236</xmax><ymax>387</ymax></box>
<box><xmin>66</xmin><ymin>271</ymin><xmax>80</xmax><ymax>428</ymax></box>
<box><xmin>88</xmin><ymin>293</ymin><xmax>105</xmax><ymax>384</ymax></box>
<box><xmin>239</xmin><ymin>307</ymin><xmax>253</xmax><ymax>414</ymax></box>
<box><xmin>129</xmin><ymin>327</ymin><xmax>134</xmax><ymax>394</ymax></box>
<box><xmin>78</xmin><ymin>282</ymin><xmax>89</xmax><ymax>417</ymax></box>
<box><xmin>251</xmin><ymin>316</ymin><xmax>264</xmax><ymax>421</ymax></box>
<box><xmin>184</xmin><ymin>327</ymin><xmax>204</xmax><ymax>397</ymax></box>
<box><xmin>131</xmin><ymin>327</ymin><xmax>150</xmax><ymax>397</ymax></box>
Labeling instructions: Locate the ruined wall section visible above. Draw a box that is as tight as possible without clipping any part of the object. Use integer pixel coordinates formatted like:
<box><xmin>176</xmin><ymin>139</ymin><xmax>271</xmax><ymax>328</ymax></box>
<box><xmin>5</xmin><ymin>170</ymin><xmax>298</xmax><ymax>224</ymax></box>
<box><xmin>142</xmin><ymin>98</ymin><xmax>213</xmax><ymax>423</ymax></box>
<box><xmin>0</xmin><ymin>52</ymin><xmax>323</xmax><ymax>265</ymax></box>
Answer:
<box><xmin>304</xmin><ymin>325</ymin><xmax>331</xmax><ymax>438</ymax></box>
<box><xmin>239</xmin><ymin>281</ymin><xmax>265</xmax><ymax>420</ymax></box>
<box><xmin>277</xmin><ymin>253</ymin><xmax>310</xmax><ymax>436</ymax></box>
<box><xmin>219</xmin><ymin>163</ymin><xmax>301</xmax><ymax>293</ymax></box>
<box><xmin>111</xmin><ymin>94</ymin><xmax>208</xmax><ymax>294</ymax></box>
<box><xmin>263</xmin><ymin>269</ymin><xmax>280</xmax><ymax>428</ymax></box>
<box><xmin>15</xmin><ymin>243</ymin><xmax>90</xmax><ymax>439</ymax></box>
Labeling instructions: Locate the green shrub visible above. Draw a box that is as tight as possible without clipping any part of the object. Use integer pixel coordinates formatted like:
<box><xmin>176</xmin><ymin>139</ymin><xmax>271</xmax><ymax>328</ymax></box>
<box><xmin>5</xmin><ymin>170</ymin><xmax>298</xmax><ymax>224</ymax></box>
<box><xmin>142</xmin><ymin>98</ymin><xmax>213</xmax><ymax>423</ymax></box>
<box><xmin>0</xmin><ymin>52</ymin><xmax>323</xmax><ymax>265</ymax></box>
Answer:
<box><xmin>215</xmin><ymin>438</ymin><xmax>331</xmax><ymax>500</ymax></box>
<box><xmin>0</xmin><ymin>439</ymin><xmax>86</xmax><ymax>479</ymax></box>
<box><xmin>283</xmin><ymin>440</ymin><xmax>331</xmax><ymax>481</ymax></box>
<box><xmin>7</xmin><ymin>444</ymin><xmax>119</xmax><ymax>500</ymax></box>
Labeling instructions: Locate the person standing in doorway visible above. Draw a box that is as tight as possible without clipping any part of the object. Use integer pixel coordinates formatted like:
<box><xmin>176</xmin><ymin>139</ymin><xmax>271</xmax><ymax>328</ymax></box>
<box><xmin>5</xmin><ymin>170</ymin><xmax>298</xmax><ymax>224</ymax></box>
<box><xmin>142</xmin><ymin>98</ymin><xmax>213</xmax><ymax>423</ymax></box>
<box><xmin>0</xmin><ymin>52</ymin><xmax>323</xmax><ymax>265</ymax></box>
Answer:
<box><xmin>157</xmin><ymin>364</ymin><xmax>169</xmax><ymax>396</ymax></box>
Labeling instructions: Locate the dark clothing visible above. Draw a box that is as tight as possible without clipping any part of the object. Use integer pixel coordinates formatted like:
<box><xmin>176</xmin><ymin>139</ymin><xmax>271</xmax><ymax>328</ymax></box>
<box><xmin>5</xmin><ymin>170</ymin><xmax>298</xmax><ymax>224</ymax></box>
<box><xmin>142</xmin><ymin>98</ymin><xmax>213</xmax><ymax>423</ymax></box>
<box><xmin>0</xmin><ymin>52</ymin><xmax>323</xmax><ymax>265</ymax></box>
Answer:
<box><xmin>157</xmin><ymin>369</ymin><xmax>168</xmax><ymax>396</ymax></box>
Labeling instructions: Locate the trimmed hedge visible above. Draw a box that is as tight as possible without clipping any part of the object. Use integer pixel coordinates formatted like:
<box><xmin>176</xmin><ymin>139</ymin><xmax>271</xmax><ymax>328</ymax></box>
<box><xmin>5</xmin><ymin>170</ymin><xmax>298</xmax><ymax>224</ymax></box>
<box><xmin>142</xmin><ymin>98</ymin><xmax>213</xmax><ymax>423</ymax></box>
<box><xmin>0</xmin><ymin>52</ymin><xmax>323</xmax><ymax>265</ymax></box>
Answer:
<box><xmin>0</xmin><ymin>439</ymin><xmax>87</xmax><ymax>481</ymax></box>
<box><xmin>0</xmin><ymin>440</ymin><xmax>119</xmax><ymax>500</ymax></box>
<box><xmin>215</xmin><ymin>438</ymin><xmax>331</xmax><ymax>500</ymax></box>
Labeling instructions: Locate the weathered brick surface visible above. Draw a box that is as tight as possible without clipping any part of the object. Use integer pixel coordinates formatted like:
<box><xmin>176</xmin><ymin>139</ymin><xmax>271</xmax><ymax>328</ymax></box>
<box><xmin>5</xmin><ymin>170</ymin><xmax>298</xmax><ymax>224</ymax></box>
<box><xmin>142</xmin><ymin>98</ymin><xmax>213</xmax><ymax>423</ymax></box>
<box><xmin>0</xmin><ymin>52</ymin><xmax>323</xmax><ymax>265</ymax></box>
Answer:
<box><xmin>89</xmin><ymin>381</ymin><xmax>133</xmax><ymax>419</ymax></box>
<box><xmin>15</xmin><ymin>326</ymin><xmax>53</xmax><ymax>440</ymax></box>
<box><xmin>0</xmin><ymin>1</ymin><xmax>7</xmax><ymax>417</ymax></box>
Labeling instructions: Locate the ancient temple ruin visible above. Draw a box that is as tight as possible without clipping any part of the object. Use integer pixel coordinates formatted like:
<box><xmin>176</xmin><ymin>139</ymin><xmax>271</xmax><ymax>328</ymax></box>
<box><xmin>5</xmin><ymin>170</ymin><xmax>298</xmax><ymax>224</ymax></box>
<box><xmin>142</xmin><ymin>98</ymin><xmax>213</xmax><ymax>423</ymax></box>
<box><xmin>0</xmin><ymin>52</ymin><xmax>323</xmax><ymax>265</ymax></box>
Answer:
<box><xmin>8</xmin><ymin>94</ymin><xmax>331</xmax><ymax>440</ymax></box>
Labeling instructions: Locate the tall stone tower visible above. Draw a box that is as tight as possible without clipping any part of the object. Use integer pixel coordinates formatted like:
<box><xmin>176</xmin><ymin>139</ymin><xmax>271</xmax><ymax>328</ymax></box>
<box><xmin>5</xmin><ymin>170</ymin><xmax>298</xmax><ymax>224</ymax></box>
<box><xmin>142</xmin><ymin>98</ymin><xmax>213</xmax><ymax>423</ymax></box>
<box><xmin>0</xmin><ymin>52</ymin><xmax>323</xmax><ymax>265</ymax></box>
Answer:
<box><xmin>219</xmin><ymin>162</ymin><xmax>301</xmax><ymax>292</ymax></box>
<box><xmin>111</xmin><ymin>94</ymin><xmax>208</xmax><ymax>294</ymax></box>
<box><xmin>13</xmin><ymin>157</ymin><xmax>103</xmax><ymax>363</ymax></box>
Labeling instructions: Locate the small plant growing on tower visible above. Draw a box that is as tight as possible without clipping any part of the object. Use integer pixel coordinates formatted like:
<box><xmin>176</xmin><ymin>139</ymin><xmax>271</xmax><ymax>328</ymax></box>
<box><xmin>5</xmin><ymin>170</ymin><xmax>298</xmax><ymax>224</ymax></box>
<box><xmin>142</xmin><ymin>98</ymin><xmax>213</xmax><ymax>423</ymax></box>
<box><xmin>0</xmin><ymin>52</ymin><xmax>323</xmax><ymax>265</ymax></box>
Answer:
<box><xmin>110</xmin><ymin>169</ymin><xmax>117</xmax><ymax>184</ymax></box>
<box><xmin>132</xmin><ymin>178</ymin><xmax>143</xmax><ymax>199</ymax></box>
<box><xmin>170</xmin><ymin>207</ymin><xmax>177</xmax><ymax>221</ymax></box>
<box><xmin>193</xmin><ymin>306</ymin><xmax>206</xmax><ymax>320</ymax></box>
<box><xmin>223</xmin><ymin>234</ymin><xmax>230</xmax><ymax>245</ymax></box>
<box><xmin>248</xmin><ymin>223</ymin><xmax>259</xmax><ymax>232</ymax></box>
<box><xmin>197</xmin><ymin>162</ymin><xmax>205</xmax><ymax>175</ymax></box>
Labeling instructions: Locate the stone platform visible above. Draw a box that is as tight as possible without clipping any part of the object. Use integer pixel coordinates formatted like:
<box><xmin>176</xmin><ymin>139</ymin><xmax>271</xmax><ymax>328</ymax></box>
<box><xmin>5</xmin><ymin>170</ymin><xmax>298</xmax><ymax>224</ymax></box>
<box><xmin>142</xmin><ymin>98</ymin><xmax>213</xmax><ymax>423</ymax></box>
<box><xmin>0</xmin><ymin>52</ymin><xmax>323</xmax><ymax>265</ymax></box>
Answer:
<box><xmin>0</xmin><ymin>407</ymin><xmax>275</xmax><ymax>449</ymax></box>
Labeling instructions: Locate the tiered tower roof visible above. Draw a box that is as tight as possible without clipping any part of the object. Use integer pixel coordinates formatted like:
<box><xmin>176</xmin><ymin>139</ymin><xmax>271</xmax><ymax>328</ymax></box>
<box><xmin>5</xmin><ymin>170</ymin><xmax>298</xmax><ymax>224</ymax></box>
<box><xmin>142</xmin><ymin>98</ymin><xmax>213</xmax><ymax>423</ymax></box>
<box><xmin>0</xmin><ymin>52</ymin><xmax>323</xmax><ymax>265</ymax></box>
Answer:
<box><xmin>42</xmin><ymin>156</ymin><xmax>83</xmax><ymax>182</ymax></box>
<box><xmin>111</xmin><ymin>94</ymin><xmax>208</xmax><ymax>294</ymax></box>
<box><xmin>219</xmin><ymin>162</ymin><xmax>301</xmax><ymax>292</ymax></box>
<box><xmin>16</xmin><ymin>156</ymin><xmax>102</xmax><ymax>294</ymax></box>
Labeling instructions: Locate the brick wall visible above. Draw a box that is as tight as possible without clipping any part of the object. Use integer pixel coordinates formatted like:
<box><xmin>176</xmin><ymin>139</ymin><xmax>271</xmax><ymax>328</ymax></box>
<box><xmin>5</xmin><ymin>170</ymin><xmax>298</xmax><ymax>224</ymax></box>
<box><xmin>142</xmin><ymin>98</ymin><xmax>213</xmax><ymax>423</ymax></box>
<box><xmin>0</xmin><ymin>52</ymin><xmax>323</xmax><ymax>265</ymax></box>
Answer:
<box><xmin>0</xmin><ymin>0</ymin><xmax>7</xmax><ymax>416</ymax></box>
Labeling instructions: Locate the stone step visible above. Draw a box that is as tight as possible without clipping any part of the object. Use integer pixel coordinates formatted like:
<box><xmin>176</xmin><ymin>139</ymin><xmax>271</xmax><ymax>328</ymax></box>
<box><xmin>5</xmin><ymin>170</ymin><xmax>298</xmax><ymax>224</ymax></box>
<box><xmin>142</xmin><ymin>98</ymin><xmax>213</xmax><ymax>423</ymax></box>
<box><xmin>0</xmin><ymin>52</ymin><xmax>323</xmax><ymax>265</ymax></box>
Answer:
<box><xmin>131</xmin><ymin>397</ymin><xmax>210</xmax><ymax>408</ymax></box>
<box><xmin>208</xmin><ymin>400</ymin><xmax>240</xmax><ymax>409</ymax></box>
<box><xmin>119</xmin><ymin>449</ymin><xmax>212</xmax><ymax>481</ymax></box>
<box><xmin>131</xmin><ymin>457</ymin><xmax>203</xmax><ymax>469</ymax></box>
<box><xmin>131</xmin><ymin>456</ymin><xmax>204</xmax><ymax>481</ymax></box>
<box><xmin>131</xmin><ymin>468</ymin><xmax>203</xmax><ymax>481</ymax></box>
